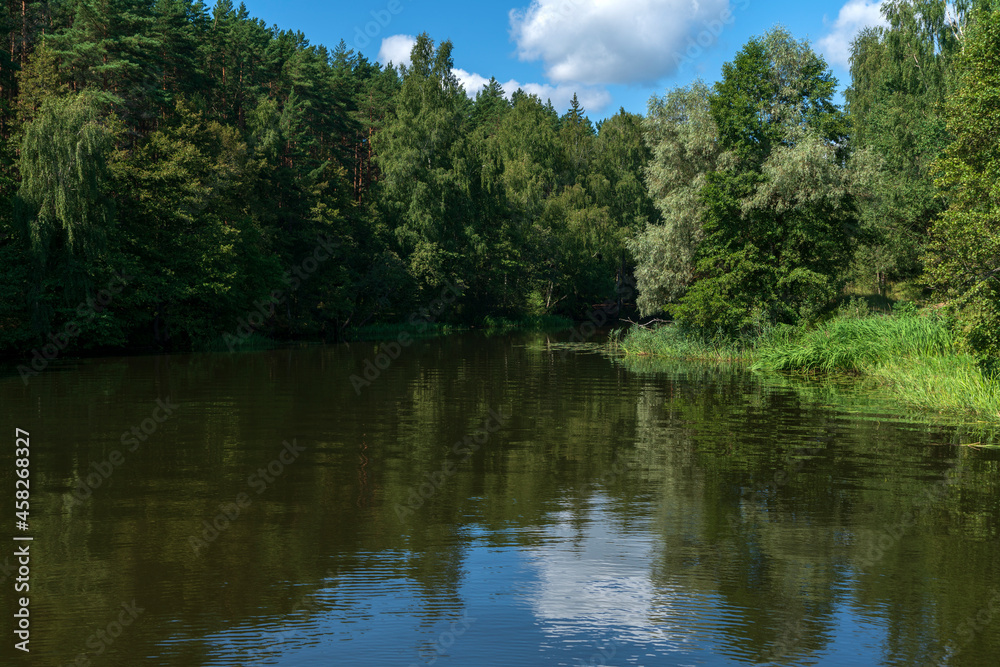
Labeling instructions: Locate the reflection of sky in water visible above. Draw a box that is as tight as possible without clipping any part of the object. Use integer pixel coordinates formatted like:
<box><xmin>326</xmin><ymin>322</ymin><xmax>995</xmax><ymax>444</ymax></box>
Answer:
<box><xmin>172</xmin><ymin>494</ymin><xmax>895</xmax><ymax>666</ymax></box>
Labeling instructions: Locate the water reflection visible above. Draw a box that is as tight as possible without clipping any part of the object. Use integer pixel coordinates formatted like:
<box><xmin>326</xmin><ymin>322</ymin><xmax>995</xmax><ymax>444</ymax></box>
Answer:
<box><xmin>0</xmin><ymin>333</ymin><xmax>997</xmax><ymax>666</ymax></box>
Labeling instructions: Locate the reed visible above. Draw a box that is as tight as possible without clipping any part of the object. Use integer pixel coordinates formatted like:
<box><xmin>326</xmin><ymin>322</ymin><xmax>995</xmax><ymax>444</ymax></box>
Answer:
<box><xmin>617</xmin><ymin>311</ymin><xmax>1000</xmax><ymax>420</ymax></box>
<box><xmin>753</xmin><ymin>314</ymin><xmax>954</xmax><ymax>373</ymax></box>
<box><xmin>615</xmin><ymin>324</ymin><xmax>761</xmax><ymax>362</ymax></box>
<box><xmin>871</xmin><ymin>354</ymin><xmax>1000</xmax><ymax>419</ymax></box>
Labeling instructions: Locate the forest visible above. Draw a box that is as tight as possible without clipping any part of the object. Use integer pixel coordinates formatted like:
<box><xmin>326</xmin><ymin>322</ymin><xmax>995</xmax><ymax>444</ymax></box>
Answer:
<box><xmin>1</xmin><ymin>0</ymin><xmax>999</xmax><ymax>367</ymax></box>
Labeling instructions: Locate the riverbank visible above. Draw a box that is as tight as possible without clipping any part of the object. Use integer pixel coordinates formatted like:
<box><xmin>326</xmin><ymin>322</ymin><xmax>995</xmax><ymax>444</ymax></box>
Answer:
<box><xmin>615</xmin><ymin>310</ymin><xmax>1000</xmax><ymax>420</ymax></box>
<box><xmin>0</xmin><ymin>315</ymin><xmax>577</xmax><ymax>370</ymax></box>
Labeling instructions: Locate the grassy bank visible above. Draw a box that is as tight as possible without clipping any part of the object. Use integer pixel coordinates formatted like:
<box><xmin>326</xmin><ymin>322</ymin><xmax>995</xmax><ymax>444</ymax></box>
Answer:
<box><xmin>617</xmin><ymin>310</ymin><xmax>1000</xmax><ymax>420</ymax></box>
<box><xmin>753</xmin><ymin>314</ymin><xmax>954</xmax><ymax>373</ymax></box>
<box><xmin>872</xmin><ymin>354</ymin><xmax>1000</xmax><ymax>418</ymax></box>
<box><xmin>612</xmin><ymin>322</ymin><xmax>774</xmax><ymax>362</ymax></box>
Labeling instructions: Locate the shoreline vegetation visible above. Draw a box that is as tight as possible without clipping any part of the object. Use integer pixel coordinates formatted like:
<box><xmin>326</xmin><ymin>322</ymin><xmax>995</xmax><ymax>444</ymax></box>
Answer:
<box><xmin>0</xmin><ymin>315</ymin><xmax>576</xmax><ymax>374</ymax></box>
<box><xmin>3</xmin><ymin>2</ymin><xmax>1000</xmax><ymax>431</ymax></box>
<box><xmin>614</xmin><ymin>300</ymin><xmax>1000</xmax><ymax>421</ymax></box>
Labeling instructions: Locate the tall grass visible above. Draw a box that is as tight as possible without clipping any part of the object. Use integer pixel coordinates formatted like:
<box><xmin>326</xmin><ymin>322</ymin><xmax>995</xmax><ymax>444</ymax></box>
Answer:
<box><xmin>872</xmin><ymin>354</ymin><xmax>1000</xmax><ymax>419</ymax></box>
<box><xmin>753</xmin><ymin>314</ymin><xmax>955</xmax><ymax>373</ymax></box>
<box><xmin>615</xmin><ymin>310</ymin><xmax>1000</xmax><ymax>420</ymax></box>
<box><xmin>615</xmin><ymin>324</ymin><xmax>764</xmax><ymax>362</ymax></box>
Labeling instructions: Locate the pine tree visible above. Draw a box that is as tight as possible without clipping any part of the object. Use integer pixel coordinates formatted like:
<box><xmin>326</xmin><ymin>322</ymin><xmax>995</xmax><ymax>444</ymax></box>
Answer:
<box><xmin>44</xmin><ymin>0</ymin><xmax>164</xmax><ymax>133</ymax></box>
<box><xmin>373</xmin><ymin>33</ymin><xmax>473</xmax><ymax>303</ymax></box>
<box><xmin>559</xmin><ymin>92</ymin><xmax>595</xmax><ymax>185</ymax></box>
<box><xmin>470</xmin><ymin>77</ymin><xmax>510</xmax><ymax>134</ymax></box>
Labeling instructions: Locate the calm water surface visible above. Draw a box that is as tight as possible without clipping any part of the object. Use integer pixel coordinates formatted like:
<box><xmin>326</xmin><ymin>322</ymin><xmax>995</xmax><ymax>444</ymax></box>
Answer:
<box><xmin>1</xmin><ymin>332</ymin><xmax>999</xmax><ymax>666</ymax></box>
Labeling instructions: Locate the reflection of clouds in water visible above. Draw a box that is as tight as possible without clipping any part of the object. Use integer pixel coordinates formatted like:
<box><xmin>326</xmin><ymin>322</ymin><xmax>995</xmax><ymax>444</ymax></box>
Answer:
<box><xmin>526</xmin><ymin>497</ymin><xmax>681</xmax><ymax>647</ymax></box>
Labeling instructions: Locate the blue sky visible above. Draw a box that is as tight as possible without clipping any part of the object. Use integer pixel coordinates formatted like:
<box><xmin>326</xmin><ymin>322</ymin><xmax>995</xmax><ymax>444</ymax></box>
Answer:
<box><xmin>238</xmin><ymin>0</ymin><xmax>889</xmax><ymax>120</ymax></box>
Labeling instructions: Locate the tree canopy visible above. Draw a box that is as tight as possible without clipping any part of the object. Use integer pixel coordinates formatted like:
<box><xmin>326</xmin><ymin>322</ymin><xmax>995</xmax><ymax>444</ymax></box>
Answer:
<box><xmin>2</xmin><ymin>1</ymin><xmax>1000</xmax><ymax>364</ymax></box>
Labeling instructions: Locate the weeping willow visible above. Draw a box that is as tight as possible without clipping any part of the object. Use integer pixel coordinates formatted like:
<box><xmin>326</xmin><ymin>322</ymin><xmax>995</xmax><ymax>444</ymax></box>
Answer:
<box><xmin>17</xmin><ymin>92</ymin><xmax>115</xmax><ymax>264</ymax></box>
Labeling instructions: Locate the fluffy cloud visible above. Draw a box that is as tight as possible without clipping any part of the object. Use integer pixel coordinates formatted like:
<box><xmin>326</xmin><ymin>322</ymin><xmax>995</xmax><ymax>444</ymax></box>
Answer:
<box><xmin>453</xmin><ymin>68</ymin><xmax>493</xmax><ymax>94</ymax></box>
<box><xmin>377</xmin><ymin>34</ymin><xmax>416</xmax><ymax>68</ymax></box>
<box><xmin>514</xmin><ymin>81</ymin><xmax>611</xmax><ymax>112</ymax></box>
<box><xmin>453</xmin><ymin>68</ymin><xmax>611</xmax><ymax>113</ymax></box>
<box><xmin>509</xmin><ymin>0</ymin><xmax>733</xmax><ymax>86</ymax></box>
<box><xmin>817</xmin><ymin>0</ymin><xmax>888</xmax><ymax>69</ymax></box>
<box><xmin>377</xmin><ymin>36</ymin><xmax>612</xmax><ymax>113</ymax></box>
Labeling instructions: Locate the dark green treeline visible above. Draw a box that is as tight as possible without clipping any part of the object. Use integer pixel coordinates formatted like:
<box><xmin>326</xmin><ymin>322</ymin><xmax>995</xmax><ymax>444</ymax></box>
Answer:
<box><xmin>3</xmin><ymin>1</ymin><xmax>1000</xmax><ymax>359</ymax></box>
<box><xmin>0</xmin><ymin>1</ymin><xmax>655</xmax><ymax>354</ymax></box>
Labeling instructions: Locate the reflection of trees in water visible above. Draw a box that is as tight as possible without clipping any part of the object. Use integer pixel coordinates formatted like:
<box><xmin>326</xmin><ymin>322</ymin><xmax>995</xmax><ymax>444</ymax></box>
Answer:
<box><xmin>3</xmin><ymin>334</ymin><xmax>999</xmax><ymax>664</ymax></box>
<box><xmin>621</xmin><ymin>355</ymin><xmax>1000</xmax><ymax>665</ymax></box>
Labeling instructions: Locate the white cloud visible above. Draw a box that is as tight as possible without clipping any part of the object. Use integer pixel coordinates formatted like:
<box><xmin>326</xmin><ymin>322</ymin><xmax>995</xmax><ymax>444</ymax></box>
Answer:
<box><xmin>515</xmin><ymin>81</ymin><xmax>612</xmax><ymax>113</ymax></box>
<box><xmin>509</xmin><ymin>0</ymin><xmax>732</xmax><ymax>86</ymax></box>
<box><xmin>378</xmin><ymin>35</ymin><xmax>612</xmax><ymax>115</ymax></box>
<box><xmin>817</xmin><ymin>0</ymin><xmax>888</xmax><ymax>69</ymax></box>
<box><xmin>453</xmin><ymin>68</ymin><xmax>494</xmax><ymax>95</ymax></box>
<box><xmin>377</xmin><ymin>34</ymin><xmax>416</xmax><ymax>68</ymax></box>
<box><xmin>453</xmin><ymin>68</ymin><xmax>612</xmax><ymax>113</ymax></box>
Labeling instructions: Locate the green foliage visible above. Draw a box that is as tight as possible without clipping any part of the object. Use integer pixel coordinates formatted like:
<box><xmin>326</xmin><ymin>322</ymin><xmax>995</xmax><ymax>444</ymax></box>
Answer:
<box><xmin>637</xmin><ymin>28</ymin><xmax>855</xmax><ymax>334</ymax></box>
<box><xmin>846</xmin><ymin>1</ymin><xmax>970</xmax><ymax>291</ymax></box>
<box><xmin>18</xmin><ymin>93</ymin><xmax>116</xmax><ymax>262</ymax></box>
<box><xmin>631</xmin><ymin>81</ymin><xmax>720</xmax><ymax>312</ymax></box>
<box><xmin>373</xmin><ymin>34</ymin><xmax>474</xmax><ymax>307</ymax></box>
<box><xmin>16</xmin><ymin>92</ymin><xmax>121</xmax><ymax>341</ymax></box>
<box><xmin>924</xmin><ymin>6</ymin><xmax>1000</xmax><ymax>363</ymax></box>
<box><xmin>873</xmin><ymin>353</ymin><xmax>1000</xmax><ymax>418</ymax></box>
<box><xmin>618</xmin><ymin>310</ymin><xmax>1000</xmax><ymax>418</ymax></box>
<box><xmin>10</xmin><ymin>0</ymin><xmax>996</xmax><ymax>364</ymax></box>
<box><xmin>1</xmin><ymin>5</ymin><xmax>658</xmax><ymax>359</ymax></box>
<box><xmin>109</xmin><ymin>97</ymin><xmax>280</xmax><ymax>347</ymax></box>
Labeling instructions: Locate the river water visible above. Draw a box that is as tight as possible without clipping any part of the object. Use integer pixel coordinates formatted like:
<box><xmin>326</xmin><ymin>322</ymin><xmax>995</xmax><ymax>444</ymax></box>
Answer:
<box><xmin>1</xmin><ymin>331</ymin><xmax>998</xmax><ymax>666</ymax></box>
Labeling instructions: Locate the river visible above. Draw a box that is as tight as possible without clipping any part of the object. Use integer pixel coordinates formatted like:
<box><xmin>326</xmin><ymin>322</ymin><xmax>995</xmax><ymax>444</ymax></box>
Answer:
<box><xmin>1</xmin><ymin>331</ymin><xmax>998</xmax><ymax>666</ymax></box>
